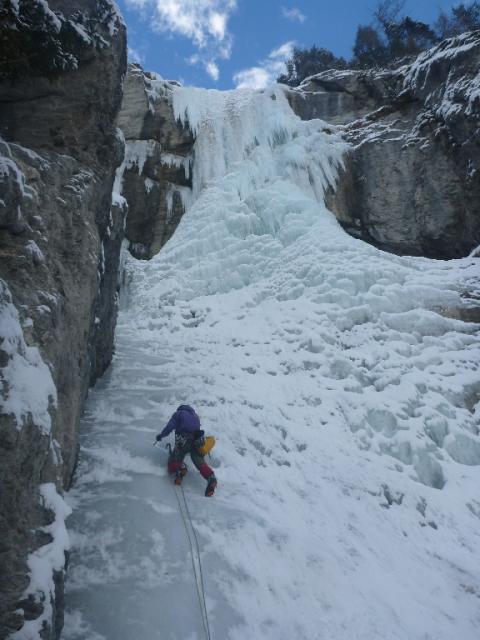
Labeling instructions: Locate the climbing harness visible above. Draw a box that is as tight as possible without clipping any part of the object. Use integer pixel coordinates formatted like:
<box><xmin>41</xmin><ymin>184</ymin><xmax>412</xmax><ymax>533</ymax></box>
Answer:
<box><xmin>173</xmin><ymin>483</ymin><xmax>212</xmax><ymax>640</ymax></box>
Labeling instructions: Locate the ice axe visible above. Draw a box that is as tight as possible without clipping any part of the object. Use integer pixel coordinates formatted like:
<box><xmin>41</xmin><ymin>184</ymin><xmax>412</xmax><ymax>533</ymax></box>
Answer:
<box><xmin>152</xmin><ymin>439</ymin><xmax>172</xmax><ymax>455</ymax></box>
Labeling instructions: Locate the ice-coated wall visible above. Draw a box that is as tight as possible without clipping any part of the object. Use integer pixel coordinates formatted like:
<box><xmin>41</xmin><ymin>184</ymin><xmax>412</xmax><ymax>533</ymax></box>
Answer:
<box><xmin>115</xmin><ymin>65</ymin><xmax>194</xmax><ymax>260</ymax></box>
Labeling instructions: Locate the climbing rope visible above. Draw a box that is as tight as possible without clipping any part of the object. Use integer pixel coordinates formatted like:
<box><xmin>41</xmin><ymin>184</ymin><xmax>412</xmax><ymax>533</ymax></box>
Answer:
<box><xmin>173</xmin><ymin>482</ymin><xmax>212</xmax><ymax>640</ymax></box>
<box><xmin>181</xmin><ymin>486</ymin><xmax>212</xmax><ymax>635</ymax></box>
<box><xmin>157</xmin><ymin>441</ymin><xmax>212</xmax><ymax>640</ymax></box>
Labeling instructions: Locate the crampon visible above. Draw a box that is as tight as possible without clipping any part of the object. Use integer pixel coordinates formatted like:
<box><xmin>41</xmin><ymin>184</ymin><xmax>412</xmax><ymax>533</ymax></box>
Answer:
<box><xmin>205</xmin><ymin>476</ymin><xmax>217</xmax><ymax>497</ymax></box>
<box><xmin>174</xmin><ymin>464</ymin><xmax>188</xmax><ymax>485</ymax></box>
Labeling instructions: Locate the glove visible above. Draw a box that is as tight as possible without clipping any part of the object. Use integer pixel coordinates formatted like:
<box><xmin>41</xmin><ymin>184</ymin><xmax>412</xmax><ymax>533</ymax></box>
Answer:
<box><xmin>156</xmin><ymin>434</ymin><xmax>163</xmax><ymax>442</ymax></box>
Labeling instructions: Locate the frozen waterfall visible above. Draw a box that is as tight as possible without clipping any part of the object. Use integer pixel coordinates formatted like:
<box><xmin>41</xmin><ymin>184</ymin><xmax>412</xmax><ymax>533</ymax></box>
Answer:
<box><xmin>63</xmin><ymin>85</ymin><xmax>480</xmax><ymax>640</ymax></box>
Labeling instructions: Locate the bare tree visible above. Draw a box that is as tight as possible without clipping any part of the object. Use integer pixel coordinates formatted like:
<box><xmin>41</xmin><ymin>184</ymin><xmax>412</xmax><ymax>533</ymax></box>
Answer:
<box><xmin>435</xmin><ymin>2</ymin><xmax>480</xmax><ymax>38</ymax></box>
<box><xmin>374</xmin><ymin>0</ymin><xmax>406</xmax><ymax>31</ymax></box>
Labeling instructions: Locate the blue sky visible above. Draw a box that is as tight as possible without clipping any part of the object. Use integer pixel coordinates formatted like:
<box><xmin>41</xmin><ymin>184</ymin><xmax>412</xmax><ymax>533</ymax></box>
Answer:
<box><xmin>118</xmin><ymin>0</ymin><xmax>459</xmax><ymax>88</ymax></box>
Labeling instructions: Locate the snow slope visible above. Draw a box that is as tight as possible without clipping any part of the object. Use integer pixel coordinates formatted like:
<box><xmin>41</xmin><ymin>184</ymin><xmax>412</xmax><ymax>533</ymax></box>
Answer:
<box><xmin>64</xmin><ymin>85</ymin><xmax>480</xmax><ymax>640</ymax></box>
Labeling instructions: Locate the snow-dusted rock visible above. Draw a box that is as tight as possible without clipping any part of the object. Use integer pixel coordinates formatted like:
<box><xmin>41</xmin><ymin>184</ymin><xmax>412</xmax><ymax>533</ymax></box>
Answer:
<box><xmin>285</xmin><ymin>68</ymin><xmax>400</xmax><ymax>125</ymax></box>
<box><xmin>287</xmin><ymin>31</ymin><xmax>480</xmax><ymax>259</ymax></box>
<box><xmin>116</xmin><ymin>64</ymin><xmax>194</xmax><ymax>259</ymax></box>
<box><xmin>0</xmin><ymin>1</ymin><xmax>126</xmax><ymax>637</ymax></box>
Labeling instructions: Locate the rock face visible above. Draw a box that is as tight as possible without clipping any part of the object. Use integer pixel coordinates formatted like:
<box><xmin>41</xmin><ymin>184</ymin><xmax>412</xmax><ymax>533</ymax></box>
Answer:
<box><xmin>286</xmin><ymin>69</ymin><xmax>396</xmax><ymax>125</ymax></box>
<box><xmin>116</xmin><ymin>64</ymin><xmax>194</xmax><ymax>259</ymax></box>
<box><xmin>0</xmin><ymin>1</ymin><xmax>126</xmax><ymax>638</ymax></box>
<box><xmin>286</xmin><ymin>31</ymin><xmax>480</xmax><ymax>258</ymax></box>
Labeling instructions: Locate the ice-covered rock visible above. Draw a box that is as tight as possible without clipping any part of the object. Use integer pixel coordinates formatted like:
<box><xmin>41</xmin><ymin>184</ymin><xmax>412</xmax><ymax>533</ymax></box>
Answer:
<box><xmin>116</xmin><ymin>64</ymin><xmax>194</xmax><ymax>259</ymax></box>
<box><xmin>286</xmin><ymin>31</ymin><xmax>480</xmax><ymax>259</ymax></box>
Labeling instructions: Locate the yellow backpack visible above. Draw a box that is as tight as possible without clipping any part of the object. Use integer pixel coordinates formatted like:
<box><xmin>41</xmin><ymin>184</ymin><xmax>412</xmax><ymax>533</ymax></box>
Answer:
<box><xmin>198</xmin><ymin>435</ymin><xmax>216</xmax><ymax>456</ymax></box>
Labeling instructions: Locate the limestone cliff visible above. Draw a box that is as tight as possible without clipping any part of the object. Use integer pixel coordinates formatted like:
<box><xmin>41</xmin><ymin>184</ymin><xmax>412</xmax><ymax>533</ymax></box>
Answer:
<box><xmin>116</xmin><ymin>64</ymin><xmax>194</xmax><ymax>260</ymax></box>
<box><xmin>286</xmin><ymin>31</ymin><xmax>480</xmax><ymax>259</ymax></box>
<box><xmin>0</xmin><ymin>1</ymin><xmax>126</xmax><ymax>637</ymax></box>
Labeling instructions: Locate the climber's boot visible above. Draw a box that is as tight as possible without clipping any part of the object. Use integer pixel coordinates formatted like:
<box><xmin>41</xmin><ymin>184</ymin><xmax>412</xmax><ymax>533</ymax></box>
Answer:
<box><xmin>205</xmin><ymin>475</ymin><xmax>217</xmax><ymax>497</ymax></box>
<box><xmin>174</xmin><ymin>463</ymin><xmax>188</xmax><ymax>485</ymax></box>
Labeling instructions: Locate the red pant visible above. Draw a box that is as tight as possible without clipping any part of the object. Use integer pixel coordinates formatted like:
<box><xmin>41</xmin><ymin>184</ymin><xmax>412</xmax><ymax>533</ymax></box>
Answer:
<box><xmin>168</xmin><ymin>434</ymin><xmax>214</xmax><ymax>479</ymax></box>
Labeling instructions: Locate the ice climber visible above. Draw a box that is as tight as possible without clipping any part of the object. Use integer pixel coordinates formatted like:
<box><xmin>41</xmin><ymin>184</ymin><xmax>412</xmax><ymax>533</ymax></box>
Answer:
<box><xmin>156</xmin><ymin>405</ymin><xmax>217</xmax><ymax>497</ymax></box>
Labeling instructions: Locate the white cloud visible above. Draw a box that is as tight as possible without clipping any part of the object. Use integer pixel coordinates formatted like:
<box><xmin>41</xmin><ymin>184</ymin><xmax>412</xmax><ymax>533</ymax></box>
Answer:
<box><xmin>127</xmin><ymin>46</ymin><xmax>145</xmax><ymax>64</ymax></box>
<box><xmin>209</xmin><ymin>11</ymin><xmax>228</xmax><ymax>40</ymax></box>
<box><xmin>187</xmin><ymin>55</ymin><xmax>219</xmax><ymax>80</ymax></box>
<box><xmin>187</xmin><ymin>54</ymin><xmax>200</xmax><ymax>65</ymax></box>
<box><xmin>282</xmin><ymin>6</ymin><xmax>306</xmax><ymax>23</ymax></box>
<box><xmin>233</xmin><ymin>67</ymin><xmax>270</xmax><ymax>90</ymax></box>
<box><xmin>233</xmin><ymin>41</ymin><xmax>295</xmax><ymax>90</ymax></box>
<box><xmin>206</xmin><ymin>61</ymin><xmax>220</xmax><ymax>80</ymax></box>
<box><xmin>125</xmin><ymin>0</ymin><xmax>237</xmax><ymax>81</ymax></box>
<box><xmin>270</xmin><ymin>42</ymin><xmax>296</xmax><ymax>59</ymax></box>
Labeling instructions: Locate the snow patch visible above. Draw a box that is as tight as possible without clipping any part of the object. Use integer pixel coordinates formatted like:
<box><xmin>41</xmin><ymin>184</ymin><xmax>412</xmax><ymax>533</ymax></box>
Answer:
<box><xmin>0</xmin><ymin>153</ymin><xmax>27</xmax><ymax>197</ymax></box>
<box><xmin>35</xmin><ymin>0</ymin><xmax>62</xmax><ymax>32</ymax></box>
<box><xmin>68</xmin><ymin>21</ymin><xmax>92</xmax><ymax>45</ymax></box>
<box><xmin>404</xmin><ymin>32</ymin><xmax>479</xmax><ymax>91</ymax></box>
<box><xmin>25</xmin><ymin>240</ymin><xmax>45</xmax><ymax>264</ymax></box>
<box><xmin>10</xmin><ymin>484</ymin><xmax>71</xmax><ymax>640</ymax></box>
<box><xmin>0</xmin><ymin>280</ymin><xmax>57</xmax><ymax>434</ymax></box>
<box><xmin>144</xmin><ymin>177</ymin><xmax>155</xmax><ymax>193</ymax></box>
<box><xmin>101</xmin><ymin>0</ymin><xmax>125</xmax><ymax>36</ymax></box>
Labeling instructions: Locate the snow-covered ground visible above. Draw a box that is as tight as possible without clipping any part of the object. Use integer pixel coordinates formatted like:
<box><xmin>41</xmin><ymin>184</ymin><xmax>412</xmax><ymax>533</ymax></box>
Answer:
<box><xmin>64</xmin><ymin>85</ymin><xmax>480</xmax><ymax>640</ymax></box>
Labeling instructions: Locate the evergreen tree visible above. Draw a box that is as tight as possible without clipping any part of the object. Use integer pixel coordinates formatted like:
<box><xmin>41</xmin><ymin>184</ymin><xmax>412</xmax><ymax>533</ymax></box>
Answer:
<box><xmin>277</xmin><ymin>46</ymin><xmax>348</xmax><ymax>86</ymax></box>
<box><xmin>352</xmin><ymin>25</ymin><xmax>387</xmax><ymax>68</ymax></box>
<box><xmin>386</xmin><ymin>17</ymin><xmax>437</xmax><ymax>58</ymax></box>
<box><xmin>435</xmin><ymin>2</ymin><xmax>480</xmax><ymax>38</ymax></box>
<box><xmin>277</xmin><ymin>0</ymin><xmax>480</xmax><ymax>83</ymax></box>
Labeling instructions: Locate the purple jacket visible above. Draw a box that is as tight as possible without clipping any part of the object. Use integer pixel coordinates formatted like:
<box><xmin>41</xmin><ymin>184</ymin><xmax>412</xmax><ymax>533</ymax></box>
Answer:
<box><xmin>158</xmin><ymin>405</ymin><xmax>201</xmax><ymax>439</ymax></box>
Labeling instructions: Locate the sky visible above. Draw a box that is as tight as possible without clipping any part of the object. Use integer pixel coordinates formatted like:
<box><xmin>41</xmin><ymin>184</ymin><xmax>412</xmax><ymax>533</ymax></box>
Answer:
<box><xmin>118</xmin><ymin>0</ymin><xmax>460</xmax><ymax>89</ymax></box>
